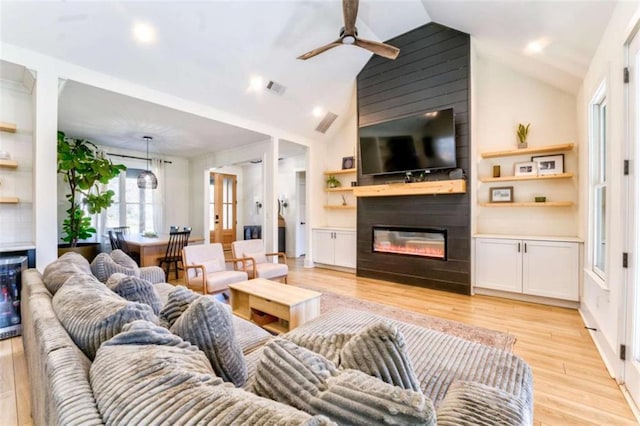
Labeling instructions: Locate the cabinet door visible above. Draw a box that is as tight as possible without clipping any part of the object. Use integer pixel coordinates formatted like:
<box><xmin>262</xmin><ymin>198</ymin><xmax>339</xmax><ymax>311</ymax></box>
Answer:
<box><xmin>475</xmin><ymin>238</ymin><xmax>522</xmax><ymax>293</ymax></box>
<box><xmin>333</xmin><ymin>230</ymin><xmax>357</xmax><ymax>268</ymax></box>
<box><xmin>312</xmin><ymin>229</ymin><xmax>335</xmax><ymax>265</ymax></box>
<box><xmin>522</xmin><ymin>240</ymin><xmax>579</xmax><ymax>301</ymax></box>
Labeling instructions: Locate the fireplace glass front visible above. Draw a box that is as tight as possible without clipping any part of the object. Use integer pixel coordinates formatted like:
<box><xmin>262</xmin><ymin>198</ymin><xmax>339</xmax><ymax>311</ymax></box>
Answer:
<box><xmin>372</xmin><ymin>226</ymin><xmax>446</xmax><ymax>260</ymax></box>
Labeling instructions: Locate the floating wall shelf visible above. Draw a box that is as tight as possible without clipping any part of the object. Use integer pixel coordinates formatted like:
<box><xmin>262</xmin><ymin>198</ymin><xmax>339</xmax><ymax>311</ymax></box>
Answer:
<box><xmin>353</xmin><ymin>179</ymin><xmax>466</xmax><ymax>197</ymax></box>
<box><xmin>0</xmin><ymin>197</ymin><xmax>19</xmax><ymax>204</ymax></box>
<box><xmin>324</xmin><ymin>205</ymin><xmax>356</xmax><ymax>210</ymax></box>
<box><xmin>480</xmin><ymin>201</ymin><xmax>574</xmax><ymax>207</ymax></box>
<box><xmin>480</xmin><ymin>142</ymin><xmax>574</xmax><ymax>159</ymax></box>
<box><xmin>0</xmin><ymin>160</ymin><xmax>18</xmax><ymax>169</ymax></box>
<box><xmin>480</xmin><ymin>172</ymin><xmax>574</xmax><ymax>183</ymax></box>
<box><xmin>0</xmin><ymin>122</ymin><xmax>17</xmax><ymax>133</ymax></box>
<box><xmin>323</xmin><ymin>168</ymin><xmax>357</xmax><ymax>176</ymax></box>
<box><xmin>324</xmin><ymin>187</ymin><xmax>354</xmax><ymax>193</ymax></box>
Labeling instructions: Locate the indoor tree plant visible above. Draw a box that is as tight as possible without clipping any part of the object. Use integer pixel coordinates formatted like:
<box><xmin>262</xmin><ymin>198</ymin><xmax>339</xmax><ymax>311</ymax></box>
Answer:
<box><xmin>57</xmin><ymin>131</ymin><xmax>125</xmax><ymax>256</ymax></box>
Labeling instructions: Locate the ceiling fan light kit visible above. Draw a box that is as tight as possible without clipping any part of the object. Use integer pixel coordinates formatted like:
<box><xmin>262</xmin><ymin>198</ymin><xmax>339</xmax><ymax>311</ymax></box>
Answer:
<box><xmin>137</xmin><ymin>135</ymin><xmax>158</xmax><ymax>189</ymax></box>
<box><xmin>297</xmin><ymin>0</ymin><xmax>400</xmax><ymax>61</ymax></box>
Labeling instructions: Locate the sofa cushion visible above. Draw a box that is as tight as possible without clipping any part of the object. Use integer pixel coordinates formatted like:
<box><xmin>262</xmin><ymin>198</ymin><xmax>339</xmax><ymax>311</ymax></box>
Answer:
<box><xmin>340</xmin><ymin>321</ymin><xmax>421</xmax><ymax>391</ymax></box>
<box><xmin>106</xmin><ymin>273</ymin><xmax>163</xmax><ymax>315</ymax></box>
<box><xmin>52</xmin><ymin>273</ymin><xmax>157</xmax><ymax>360</ymax></box>
<box><xmin>158</xmin><ymin>285</ymin><xmax>199</xmax><ymax>328</ymax></box>
<box><xmin>171</xmin><ymin>296</ymin><xmax>248</xmax><ymax>386</ymax></box>
<box><xmin>42</xmin><ymin>252</ymin><xmax>92</xmax><ymax>295</ymax></box>
<box><xmin>91</xmin><ymin>252</ymin><xmax>140</xmax><ymax>283</ymax></box>
<box><xmin>187</xmin><ymin>270</ymin><xmax>249</xmax><ymax>294</ymax></box>
<box><xmin>254</xmin><ymin>263</ymin><xmax>288</xmax><ymax>280</ymax></box>
<box><xmin>436</xmin><ymin>381</ymin><xmax>530</xmax><ymax>426</ymax></box>
<box><xmin>91</xmin><ymin>320</ymin><xmax>332</xmax><ymax>426</ymax></box>
<box><xmin>253</xmin><ymin>338</ymin><xmax>436</xmax><ymax>425</ymax></box>
<box><xmin>110</xmin><ymin>249</ymin><xmax>139</xmax><ymax>270</ymax></box>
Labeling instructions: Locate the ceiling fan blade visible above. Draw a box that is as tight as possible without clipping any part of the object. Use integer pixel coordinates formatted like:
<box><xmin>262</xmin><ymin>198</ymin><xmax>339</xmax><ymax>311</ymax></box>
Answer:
<box><xmin>297</xmin><ymin>39</ymin><xmax>343</xmax><ymax>60</ymax></box>
<box><xmin>354</xmin><ymin>38</ymin><xmax>400</xmax><ymax>60</ymax></box>
<box><xmin>343</xmin><ymin>0</ymin><xmax>359</xmax><ymax>35</ymax></box>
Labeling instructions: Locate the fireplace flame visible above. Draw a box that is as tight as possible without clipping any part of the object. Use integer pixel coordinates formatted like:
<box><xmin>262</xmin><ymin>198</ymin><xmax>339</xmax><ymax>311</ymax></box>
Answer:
<box><xmin>373</xmin><ymin>241</ymin><xmax>445</xmax><ymax>259</ymax></box>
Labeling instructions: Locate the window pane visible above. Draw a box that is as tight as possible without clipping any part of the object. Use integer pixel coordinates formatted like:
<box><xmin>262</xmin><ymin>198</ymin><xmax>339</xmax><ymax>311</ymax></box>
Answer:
<box><xmin>601</xmin><ymin>103</ymin><xmax>606</xmax><ymax>181</ymax></box>
<box><xmin>126</xmin><ymin>178</ymin><xmax>140</xmax><ymax>203</ymax></box>
<box><xmin>594</xmin><ymin>185</ymin><xmax>606</xmax><ymax>275</ymax></box>
<box><xmin>126</xmin><ymin>204</ymin><xmax>140</xmax><ymax>232</ymax></box>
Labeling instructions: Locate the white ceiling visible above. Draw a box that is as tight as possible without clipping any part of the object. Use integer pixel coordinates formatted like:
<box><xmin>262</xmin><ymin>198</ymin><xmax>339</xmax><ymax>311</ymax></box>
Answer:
<box><xmin>0</xmin><ymin>1</ymin><xmax>617</xmax><ymax>157</ymax></box>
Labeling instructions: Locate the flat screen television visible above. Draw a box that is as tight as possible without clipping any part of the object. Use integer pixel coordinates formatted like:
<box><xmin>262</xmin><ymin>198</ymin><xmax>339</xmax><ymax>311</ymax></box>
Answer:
<box><xmin>359</xmin><ymin>108</ymin><xmax>456</xmax><ymax>176</ymax></box>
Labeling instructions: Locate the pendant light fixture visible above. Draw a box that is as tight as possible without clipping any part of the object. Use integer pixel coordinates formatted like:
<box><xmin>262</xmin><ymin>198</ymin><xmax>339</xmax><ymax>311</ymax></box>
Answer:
<box><xmin>137</xmin><ymin>136</ymin><xmax>158</xmax><ymax>189</ymax></box>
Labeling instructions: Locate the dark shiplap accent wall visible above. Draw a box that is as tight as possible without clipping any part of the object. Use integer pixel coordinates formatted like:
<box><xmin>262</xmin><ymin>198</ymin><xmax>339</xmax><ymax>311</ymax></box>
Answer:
<box><xmin>356</xmin><ymin>23</ymin><xmax>471</xmax><ymax>295</ymax></box>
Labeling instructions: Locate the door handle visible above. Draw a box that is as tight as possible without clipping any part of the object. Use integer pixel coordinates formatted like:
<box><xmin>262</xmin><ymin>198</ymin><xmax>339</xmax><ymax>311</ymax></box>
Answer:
<box><xmin>524</xmin><ymin>243</ymin><xmax>527</xmax><ymax>253</ymax></box>
<box><xmin>517</xmin><ymin>242</ymin><xmax>521</xmax><ymax>252</ymax></box>
<box><xmin>300</xmin><ymin>222</ymin><xmax>306</xmax><ymax>225</ymax></box>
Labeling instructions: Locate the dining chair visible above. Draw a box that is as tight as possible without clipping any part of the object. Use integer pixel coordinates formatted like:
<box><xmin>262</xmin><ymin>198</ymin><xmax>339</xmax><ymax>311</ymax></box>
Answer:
<box><xmin>112</xmin><ymin>226</ymin><xmax>130</xmax><ymax>235</ymax></box>
<box><xmin>182</xmin><ymin>243</ymin><xmax>248</xmax><ymax>295</ymax></box>
<box><xmin>159</xmin><ymin>230</ymin><xmax>191</xmax><ymax>280</ymax></box>
<box><xmin>169</xmin><ymin>225</ymin><xmax>180</xmax><ymax>233</ymax></box>
<box><xmin>108</xmin><ymin>230</ymin><xmax>120</xmax><ymax>251</ymax></box>
<box><xmin>115</xmin><ymin>231</ymin><xmax>140</xmax><ymax>264</ymax></box>
<box><xmin>230</xmin><ymin>239</ymin><xmax>288</xmax><ymax>283</ymax></box>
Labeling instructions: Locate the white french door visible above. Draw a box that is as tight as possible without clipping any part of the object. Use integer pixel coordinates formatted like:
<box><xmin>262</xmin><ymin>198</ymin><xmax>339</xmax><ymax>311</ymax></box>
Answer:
<box><xmin>623</xmin><ymin>24</ymin><xmax>640</xmax><ymax>407</ymax></box>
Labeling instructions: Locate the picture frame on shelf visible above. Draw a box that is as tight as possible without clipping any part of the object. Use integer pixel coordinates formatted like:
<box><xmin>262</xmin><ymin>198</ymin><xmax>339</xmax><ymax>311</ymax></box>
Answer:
<box><xmin>531</xmin><ymin>154</ymin><xmax>564</xmax><ymax>176</ymax></box>
<box><xmin>514</xmin><ymin>161</ymin><xmax>537</xmax><ymax>177</ymax></box>
<box><xmin>342</xmin><ymin>156</ymin><xmax>355</xmax><ymax>170</ymax></box>
<box><xmin>489</xmin><ymin>186</ymin><xmax>514</xmax><ymax>203</ymax></box>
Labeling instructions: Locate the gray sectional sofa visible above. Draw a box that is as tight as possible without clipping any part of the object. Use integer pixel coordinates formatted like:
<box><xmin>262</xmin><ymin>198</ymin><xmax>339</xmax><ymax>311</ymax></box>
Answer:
<box><xmin>22</xmin><ymin>252</ymin><xmax>533</xmax><ymax>425</ymax></box>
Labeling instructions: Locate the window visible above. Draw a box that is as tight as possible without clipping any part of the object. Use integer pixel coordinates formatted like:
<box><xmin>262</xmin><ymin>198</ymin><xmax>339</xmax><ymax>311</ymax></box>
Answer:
<box><xmin>105</xmin><ymin>168</ymin><xmax>154</xmax><ymax>233</ymax></box>
<box><xmin>590</xmin><ymin>83</ymin><xmax>607</xmax><ymax>280</ymax></box>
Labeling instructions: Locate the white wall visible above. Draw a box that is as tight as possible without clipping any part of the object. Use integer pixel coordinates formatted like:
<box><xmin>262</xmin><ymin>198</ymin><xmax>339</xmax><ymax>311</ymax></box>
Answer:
<box><xmin>0</xmin><ymin>78</ymin><xmax>33</xmax><ymax>246</ymax></box>
<box><xmin>319</xmin><ymin>84</ymin><xmax>358</xmax><ymax>230</ymax></box>
<box><xmin>241</xmin><ymin>162</ymin><xmax>264</xmax><ymax>234</ymax></box>
<box><xmin>473</xmin><ymin>55</ymin><xmax>578</xmax><ymax>237</ymax></box>
<box><xmin>578</xmin><ymin>2</ymin><xmax>640</xmax><ymax>377</ymax></box>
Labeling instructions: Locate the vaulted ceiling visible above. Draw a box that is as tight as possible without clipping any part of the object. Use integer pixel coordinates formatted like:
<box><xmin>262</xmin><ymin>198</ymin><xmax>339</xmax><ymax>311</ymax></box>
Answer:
<box><xmin>0</xmin><ymin>1</ymin><xmax>617</xmax><ymax>157</ymax></box>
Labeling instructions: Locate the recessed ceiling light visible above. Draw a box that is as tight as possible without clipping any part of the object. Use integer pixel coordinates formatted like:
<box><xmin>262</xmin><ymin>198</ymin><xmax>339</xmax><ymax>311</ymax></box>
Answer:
<box><xmin>312</xmin><ymin>106</ymin><xmax>325</xmax><ymax>118</ymax></box>
<box><xmin>249</xmin><ymin>75</ymin><xmax>264</xmax><ymax>91</ymax></box>
<box><xmin>524</xmin><ymin>38</ymin><xmax>549</xmax><ymax>55</ymax></box>
<box><xmin>133</xmin><ymin>21</ymin><xmax>156</xmax><ymax>44</ymax></box>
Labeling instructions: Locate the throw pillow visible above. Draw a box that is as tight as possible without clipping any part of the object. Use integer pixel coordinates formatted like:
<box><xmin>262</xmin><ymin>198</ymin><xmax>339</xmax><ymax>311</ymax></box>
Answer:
<box><xmin>243</xmin><ymin>250</ymin><xmax>267</xmax><ymax>265</ymax></box>
<box><xmin>110</xmin><ymin>249</ymin><xmax>139</xmax><ymax>270</ymax></box>
<box><xmin>91</xmin><ymin>321</ymin><xmax>330</xmax><ymax>426</ymax></box>
<box><xmin>158</xmin><ymin>285</ymin><xmax>199</xmax><ymax>328</ymax></box>
<box><xmin>91</xmin><ymin>253</ymin><xmax>140</xmax><ymax>283</ymax></box>
<box><xmin>436</xmin><ymin>381</ymin><xmax>529</xmax><ymax>426</ymax></box>
<box><xmin>106</xmin><ymin>273</ymin><xmax>163</xmax><ymax>315</ymax></box>
<box><xmin>52</xmin><ymin>273</ymin><xmax>157</xmax><ymax>360</ymax></box>
<box><xmin>253</xmin><ymin>338</ymin><xmax>436</xmax><ymax>425</ymax></box>
<box><xmin>42</xmin><ymin>253</ymin><xmax>91</xmax><ymax>295</ymax></box>
<box><xmin>171</xmin><ymin>296</ymin><xmax>248</xmax><ymax>386</ymax></box>
<box><xmin>340</xmin><ymin>321</ymin><xmax>421</xmax><ymax>391</ymax></box>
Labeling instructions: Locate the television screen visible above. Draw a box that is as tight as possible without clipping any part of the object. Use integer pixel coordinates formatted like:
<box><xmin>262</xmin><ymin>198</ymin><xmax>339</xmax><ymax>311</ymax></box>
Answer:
<box><xmin>359</xmin><ymin>108</ymin><xmax>456</xmax><ymax>176</ymax></box>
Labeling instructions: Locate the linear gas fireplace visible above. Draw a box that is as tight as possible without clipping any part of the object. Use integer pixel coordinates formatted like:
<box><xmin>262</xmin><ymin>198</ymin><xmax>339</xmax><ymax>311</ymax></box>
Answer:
<box><xmin>372</xmin><ymin>226</ymin><xmax>447</xmax><ymax>260</ymax></box>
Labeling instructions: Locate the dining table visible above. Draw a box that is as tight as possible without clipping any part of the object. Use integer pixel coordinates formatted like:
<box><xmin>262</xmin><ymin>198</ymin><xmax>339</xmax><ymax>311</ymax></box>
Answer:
<box><xmin>123</xmin><ymin>233</ymin><xmax>204</xmax><ymax>268</ymax></box>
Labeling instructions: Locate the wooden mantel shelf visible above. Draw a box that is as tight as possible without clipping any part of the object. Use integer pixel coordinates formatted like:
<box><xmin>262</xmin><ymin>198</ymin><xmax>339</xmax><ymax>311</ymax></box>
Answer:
<box><xmin>353</xmin><ymin>179</ymin><xmax>466</xmax><ymax>197</ymax></box>
<box><xmin>0</xmin><ymin>122</ymin><xmax>17</xmax><ymax>133</ymax></box>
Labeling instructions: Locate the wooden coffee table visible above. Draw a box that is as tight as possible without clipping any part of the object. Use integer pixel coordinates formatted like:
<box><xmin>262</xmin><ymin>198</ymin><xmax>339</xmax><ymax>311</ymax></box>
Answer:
<box><xmin>229</xmin><ymin>278</ymin><xmax>322</xmax><ymax>334</ymax></box>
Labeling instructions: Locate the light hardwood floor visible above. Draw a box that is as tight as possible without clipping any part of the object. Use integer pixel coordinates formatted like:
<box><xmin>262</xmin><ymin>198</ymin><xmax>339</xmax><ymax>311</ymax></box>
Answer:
<box><xmin>2</xmin><ymin>260</ymin><xmax>637</xmax><ymax>425</ymax></box>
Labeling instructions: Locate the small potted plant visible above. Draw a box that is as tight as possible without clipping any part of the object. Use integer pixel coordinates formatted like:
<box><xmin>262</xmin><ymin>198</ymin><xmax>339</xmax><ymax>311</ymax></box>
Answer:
<box><xmin>326</xmin><ymin>175</ymin><xmax>341</xmax><ymax>188</ymax></box>
<box><xmin>517</xmin><ymin>123</ymin><xmax>530</xmax><ymax>149</ymax></box>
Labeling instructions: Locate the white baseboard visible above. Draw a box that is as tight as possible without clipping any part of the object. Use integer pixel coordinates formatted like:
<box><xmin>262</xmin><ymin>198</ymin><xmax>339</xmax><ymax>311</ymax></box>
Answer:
<box><xmin>578</xmin><ymin>304</ymin><xmax>619</xmax><ymax>379</ymax></box>
<box><xmin>473</xmin><ymin>287</ymin><xmax>579</xmax><ymax>309</ymax></box>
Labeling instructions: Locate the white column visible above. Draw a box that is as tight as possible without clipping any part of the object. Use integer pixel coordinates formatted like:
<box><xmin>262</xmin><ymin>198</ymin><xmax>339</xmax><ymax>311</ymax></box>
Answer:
<box><xmin>263</xmin><ymin>137</ymin><xmax>279</xmax><ymax>253</ymax></box>
<box><xmin>33</xmin><ymin>71</ymin><xmax>59</xmax><ymax>269</ymax></box>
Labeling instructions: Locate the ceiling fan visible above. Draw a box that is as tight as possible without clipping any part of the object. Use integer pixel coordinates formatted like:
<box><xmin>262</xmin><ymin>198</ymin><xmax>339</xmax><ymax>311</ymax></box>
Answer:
<box><xmin>297</xmin><ymin>0</ymin><xmax>400</xmax><ymax>61</ymax></box>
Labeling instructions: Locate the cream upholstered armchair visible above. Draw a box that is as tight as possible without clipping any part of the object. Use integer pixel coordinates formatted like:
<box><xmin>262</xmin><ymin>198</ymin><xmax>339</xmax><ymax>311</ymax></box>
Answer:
<box><xmin>230</xmin><ymin>239</ymin><xmax>288</xmax><ymax>283</ymax></box>
<box><xmin>182</xmin><ymin>243</ymin><xmax>249</xmax><ymax>295</ymax></box>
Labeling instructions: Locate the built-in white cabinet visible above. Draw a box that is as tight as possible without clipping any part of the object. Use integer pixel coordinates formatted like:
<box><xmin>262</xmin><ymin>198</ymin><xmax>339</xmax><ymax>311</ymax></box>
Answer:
<box><xmin>312</xmin><ymin>228</ymin><xmax>356</xmax><ymax>269</ymax></box>
<box><xmin>475</xmin><ymin>237</ymin><xmax>579</xmax><ymax>301</ymax></box>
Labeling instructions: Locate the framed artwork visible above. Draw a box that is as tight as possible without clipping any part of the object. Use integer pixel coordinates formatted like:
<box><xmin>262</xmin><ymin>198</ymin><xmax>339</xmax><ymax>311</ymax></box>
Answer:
<box><xmin>342</xmin><ymin>156</ymin><xmax>355</xmax><ymax>170</ymax></box>
<box><xmin>514</xmin><ymin>161</ymin><xmax>538</xmax><ymax>177</ymax></box>
<box><xmin>489</xmin><ymin>186</ymin><xmax>514</xmax><ymax>203</ymax></box>
<box><xmin>531</xmin><ymin>154</ymin><xmax>564</xmax><ymax>176</ymax></box>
